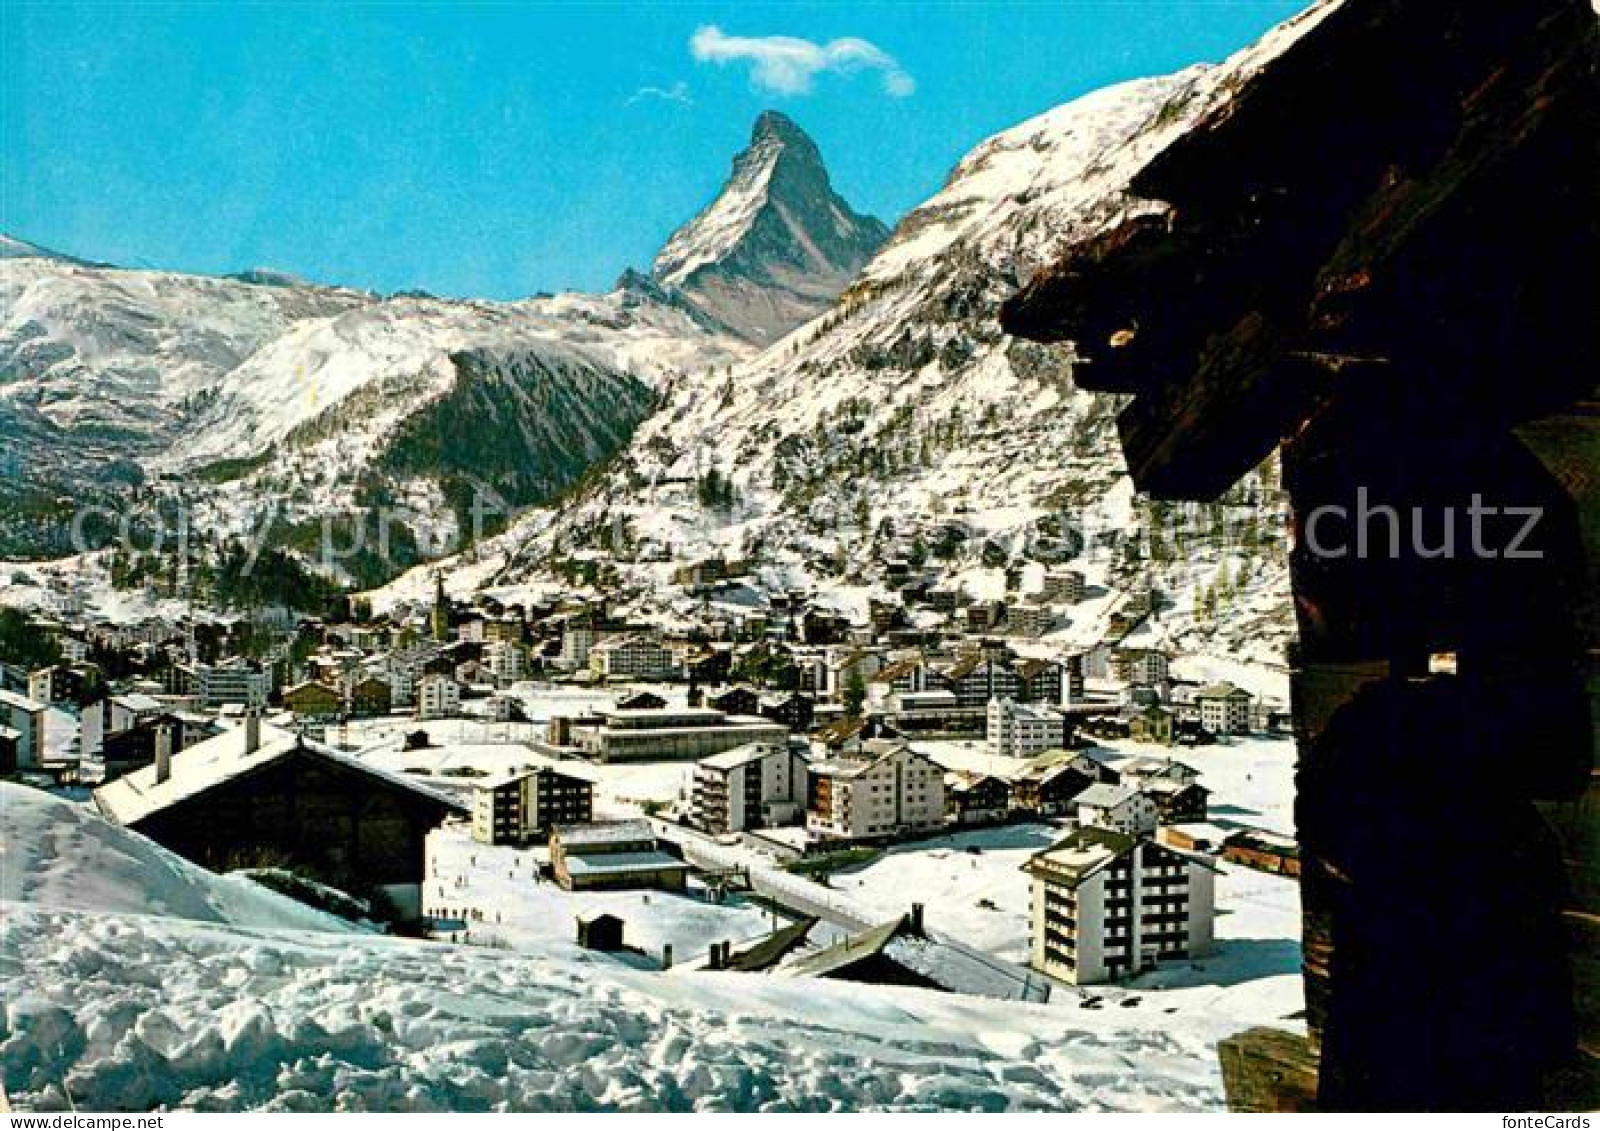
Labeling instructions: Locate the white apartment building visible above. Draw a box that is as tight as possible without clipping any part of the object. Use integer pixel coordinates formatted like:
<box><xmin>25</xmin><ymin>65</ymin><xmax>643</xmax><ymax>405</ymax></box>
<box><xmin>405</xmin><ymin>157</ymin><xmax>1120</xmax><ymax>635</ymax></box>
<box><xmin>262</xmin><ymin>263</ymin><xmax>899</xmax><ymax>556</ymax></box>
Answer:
<box><xmin>690</xmin><ymin>740</ymin><xmax>810</xmax><ymax>834</ymax></box>
<box><xmin>197</xmin><ymin>661</ymin><xmax>270</xmax><ymax>709</ymax></box>
<box><xmin>1025</xmin><ymin>827</ymin><xmax>1215</xmax><ymax>985</ymax></box>
<box><xmin>987</xmin><ymin>697</ymin><xmax>1067</xmax><ymax>758</ymax></box>
<box><xmin>588</xmin><ymin>633</ymin><xmax>676</xmax><ymax>681</ymax></box>
<box><xmin>416</xmin><ymin>673</ymin><xmax>462</xmax><ymax>720</ymax></box>
<box><xmin>806</xmin><ymin>739</ymin><xmax>946</xmax><ymax>842</ymax></box>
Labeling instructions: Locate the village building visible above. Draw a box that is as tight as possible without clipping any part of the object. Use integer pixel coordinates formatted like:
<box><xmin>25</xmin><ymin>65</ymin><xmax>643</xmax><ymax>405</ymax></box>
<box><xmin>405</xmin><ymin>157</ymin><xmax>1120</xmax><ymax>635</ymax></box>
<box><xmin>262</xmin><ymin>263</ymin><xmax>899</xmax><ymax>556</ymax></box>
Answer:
<box><xmin>1195</xmin><ymin>682</ymin><xmax>1253</xmax><ymax>736</ymax></box>
<box><xmin>78</xmin><ymin>691</ymin><xmax>163</xmax><ymax>767</ymax></box>
<box><xmin>1024</xmin><ymin>827</ymin><xmax>1216</xmax><ymax>985</ymax></box>
<box><xmin>707</xmin><ymin>686</ymin><xmax>760</xmax><ymax>716</ymax></box>
<box><xmin>416</xmin><ymin>672</ymin><xmax>462</xmax><ymax>720</ymax></box>
<box><xmin>986</xmin><ymin>697</ymin><xmax>1067</xmax><ymax>758</ymax></box>
<box><xmin>616</xmin><ymin>690</ymin><xmax>667</xmax><ymax>711</ymax></box>
<box><xmin>557</xmin><ymin>623</ymin><xmax>610</xmax><ymax>671</ymax></box>
<box><xmin>689</xmin><ymin>739</ymin><xmax>810</xmax><ymax>834</ymax></box>
<box><xmin>283</xmin><ymin>680</ymin><xmax>343</xmax><ymax>722</ymax></box>
<box><xmin>1075</xmin><ymin>783</ymin><xmax>1160</xmax><ymax>836</ymax></box>
<box><xmin>1129</xmin><ymin>704</ymin><xmax>1176</xmax><ymax>745</ymax></box>
<box><xmin>196</xmin><ymin>659</ymin><xmax>271</xmax><ymax>709</ymax></box>
<box><xmin>1114</xmin><ymin>649</ymin><xmax>1171</xmax><ymax>688</ymax></box>
<box><xmin>484</xmin><ymin>641</ymin><xmax>524</xmax><ymax>688</ymax></box>
<box><xmin>1007</xmin><ymin>602</ymin><xmax>1053</xmax><ymax>639</ymax></box>
<box><xmin>1039</xmin><ymin>569</ymin><xmax>1086</xmax><ymax>604</ymax></box>
<box><xmin>588</xmin><ymin>632</ymin><xmax>676</xmax><ymax>681</ymax></box>
<box><xmin>1141</xmin><ymin>779</ymin><xmax>1210</xmax><ymax>826</ymax></box>
<box><xmin>946</xmin><ymin>771</ymin><xmax>1012</xmax><ymax>826</ymax></box>
<box><xmin>1014</xmin><ymin>658</ymin><xmax>1065</xmax><ymax>705</ymax></box>
<box><xmin>349</xmin><ymin>676</ymin><xmax>393</xmax><ymax>718</ymax></box>
<box><xmin>1221</xmin><ymin>828</ymin><xmax>1302</xmax><ymax>878</ymax></box>
<box><xmin>705</xmin><ymin>919</ymin><xmax>817</xmax><ymax>973</ymax></box>
<box><xmin>1011</xmin><ymin>752</ymin><xmax>1106</xmax><ymax>817</ymax></box>
<box><xmin>882</xmin><ymin>688</ymin><xmax>980</xmax><ymax>734</ymax></box>
<box><xmin>572</xmin><ymin>706</ymin><xmax>787</xmax><ymax>764</ymax></box>
<box><xmin>781</xmin><ymin>910</ymin><xmax>937</xmax><ymax>990</ymax></box>
<box><xmin>548</xmin><ymin>820</ymin><xmax>688</xmax><ymax>892</ymax></box>
<box><xmin>0</xmin><ymin>725</ymin><xmax>19</xmax><ymax>775</ymax></box>
<box><xmin>759</xmin><ymin>691</ymin><xmax>815</xmax><ymax>733</ymax></box>
<box><xmin>576</xmin><ymin>911</ymin><xmax>625</xmax><ymax>952</ymax></box>
<box><xmin>470</xmin><ymin>761</ymin><xmax>593</xmax><ymax>845</ymax></box>
<box><xmin>0</xmin><ymin>689</ymin><xmax>46</xmax><ymax>771</ymax></box>
<box><xmin>27</xmin><ymin>664</ymin><xmax>95</xmax><ymax>707</ymax></box>
<box><xmin>806</xmin><ymin>739</ymin><xmax>946</xmax><ymax>842</ymax></box>
<box><xmin>942</xmin><ymin>653</ymin><xmax>1022</xmax><ymax>708</ymax></box>
<box><xmin>781</xmin><ymin>905</ymin><xmax>1050</xmax><ymax>1002</ymax></box>
<box><xmin>868</xmin><ymin>656</ymin><xmax>929</xmax><ymax>705</ymax></box>
<box><xmin>97</xmin><ymin>712</ymin><xmax>219</xmax><ymax>785</ymax></box>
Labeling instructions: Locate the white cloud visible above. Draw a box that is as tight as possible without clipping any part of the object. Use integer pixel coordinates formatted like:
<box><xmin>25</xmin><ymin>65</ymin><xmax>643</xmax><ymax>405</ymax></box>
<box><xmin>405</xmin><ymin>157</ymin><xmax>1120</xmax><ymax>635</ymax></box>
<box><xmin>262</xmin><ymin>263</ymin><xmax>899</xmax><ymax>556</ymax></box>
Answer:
<box><xmin>690</xmin><ymin>25</ymin><xmax>915</xmax><ymax>99</ymax></box>
<box><xmin>627</xmin><ymin>81</ymin><xmax>694</xmax><ymax>107</ymax></box>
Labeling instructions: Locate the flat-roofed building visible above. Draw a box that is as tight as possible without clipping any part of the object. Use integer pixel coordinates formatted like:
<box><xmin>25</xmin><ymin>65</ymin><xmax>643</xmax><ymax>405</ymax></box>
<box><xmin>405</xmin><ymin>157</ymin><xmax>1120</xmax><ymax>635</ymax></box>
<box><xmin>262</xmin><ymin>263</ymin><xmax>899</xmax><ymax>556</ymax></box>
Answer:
<box><xmin>573</xmin><ymin>707</ymin><xmax>787</xmax><ymax>763</ymax></box>
<box><xmin>1025</xmin><ymin>827</ymin><xmax>1215</xmax><ymax>985</ymax></box>
<box><xmin>549</xmin><ymin>820</ymin><xmax>688</xmax><ymax>892</ymax></box>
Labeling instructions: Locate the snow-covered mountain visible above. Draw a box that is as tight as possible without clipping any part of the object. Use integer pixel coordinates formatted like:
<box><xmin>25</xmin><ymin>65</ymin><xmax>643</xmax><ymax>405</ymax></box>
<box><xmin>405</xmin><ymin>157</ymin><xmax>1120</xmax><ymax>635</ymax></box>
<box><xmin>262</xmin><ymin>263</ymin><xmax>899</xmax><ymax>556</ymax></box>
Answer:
<box><xmin>0</xmin><ymin>252</ymin><xmax>744</xmax><ymax>563</ymax></box>
<box><xmin>485</xmin><ymin>6</ymin><xmax>1342</xmax><ymax>660</ymax></box>
<box><xmin>0</xmin><ymin>234</ymin><xmax>97</xmax><ymax>265</ymax></box>
<box><xmin>652</xmin><ymin>111</ymin><xmax>890</xmax><ymax>345</ymax></box>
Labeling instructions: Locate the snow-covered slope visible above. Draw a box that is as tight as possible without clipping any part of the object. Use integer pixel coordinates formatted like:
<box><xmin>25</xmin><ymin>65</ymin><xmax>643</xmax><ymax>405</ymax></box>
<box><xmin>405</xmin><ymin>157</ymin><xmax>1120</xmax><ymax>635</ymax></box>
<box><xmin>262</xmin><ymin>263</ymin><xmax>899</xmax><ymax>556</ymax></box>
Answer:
<box><xmin>0</xmin><ymin>249</ymin><xmax>747</xmax><ymax>563</ymax></box>
<box><xmin>490</xmin><ymin>6</ymin><xmax>1340</xmax><ymax>660</ymax></box>
<box><xmin>0</xmin><ymin>784</ymin><xmax>350</xmax><ymax>932</ymax></box>
<box><xmin>3</xmin><ymin>902</ymin><xmax>1241</xmax><ymax>1112</ymax></box>
<box><xmin>652</xmin><ymin>111</ymin><xmax>889</xmax><ymax>345</ymax></box>
<box><xmin>0</xmin><ymin>786</ymin><xmax>1249</xmax><ymax>1112</ymax></box>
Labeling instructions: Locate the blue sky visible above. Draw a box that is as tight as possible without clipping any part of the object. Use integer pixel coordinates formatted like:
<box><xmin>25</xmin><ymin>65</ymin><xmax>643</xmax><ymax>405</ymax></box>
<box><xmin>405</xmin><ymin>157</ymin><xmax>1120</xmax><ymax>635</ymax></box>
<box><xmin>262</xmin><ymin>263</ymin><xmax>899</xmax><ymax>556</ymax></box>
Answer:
<box><xmin>2</xmin><ymin>2</ymin><xmax>1305</xmax><ymax>300</ymax></box>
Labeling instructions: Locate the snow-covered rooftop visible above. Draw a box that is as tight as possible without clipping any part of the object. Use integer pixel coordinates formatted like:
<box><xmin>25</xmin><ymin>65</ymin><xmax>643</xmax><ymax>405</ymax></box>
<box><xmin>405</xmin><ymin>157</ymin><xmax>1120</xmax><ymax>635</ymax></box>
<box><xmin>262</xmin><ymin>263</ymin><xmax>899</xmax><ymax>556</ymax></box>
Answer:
<box><xmin>94</xmin><ymin>721</ymin><xmax>465</xmax><ymax>827</ymax></box>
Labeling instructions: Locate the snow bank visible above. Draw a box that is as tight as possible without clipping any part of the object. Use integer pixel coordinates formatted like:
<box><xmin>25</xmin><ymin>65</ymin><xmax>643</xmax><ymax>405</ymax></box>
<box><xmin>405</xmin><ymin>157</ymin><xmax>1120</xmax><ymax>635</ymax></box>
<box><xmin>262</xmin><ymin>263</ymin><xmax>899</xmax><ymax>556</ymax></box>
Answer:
<box><xmin>0</xmin><ymin>784</ymin><xmax>350</xmax><ymax>933</ymax></box>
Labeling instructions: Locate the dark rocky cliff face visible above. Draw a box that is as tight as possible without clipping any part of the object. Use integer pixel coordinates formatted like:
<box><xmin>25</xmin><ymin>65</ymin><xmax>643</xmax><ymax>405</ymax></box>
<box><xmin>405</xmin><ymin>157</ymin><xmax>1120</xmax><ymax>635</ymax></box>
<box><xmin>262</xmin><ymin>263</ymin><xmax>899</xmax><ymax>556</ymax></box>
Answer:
<box><xmin>652</xmin><ymin>111</ymin><xmax>889</xmax><ymax>344</ymax></box>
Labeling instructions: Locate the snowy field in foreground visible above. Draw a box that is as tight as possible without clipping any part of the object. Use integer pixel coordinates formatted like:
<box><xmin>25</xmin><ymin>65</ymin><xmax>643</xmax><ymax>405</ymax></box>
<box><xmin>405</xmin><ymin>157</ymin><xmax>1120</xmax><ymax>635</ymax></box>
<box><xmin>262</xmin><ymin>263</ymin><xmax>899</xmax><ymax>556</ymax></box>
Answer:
<box><xmin>2</xmin><ymin>903</ymin><xmax>1233</xmax><ymax>1112</ymax></box>
<box><xmin>422</xmin><ymin>823</ymin><xmax>781</xmax><ymax>966</ymax></box>
<box><xmin>1</xmin><ymin>787</ymin><xmax>1243</xmax><ymax>1112</ymax></box>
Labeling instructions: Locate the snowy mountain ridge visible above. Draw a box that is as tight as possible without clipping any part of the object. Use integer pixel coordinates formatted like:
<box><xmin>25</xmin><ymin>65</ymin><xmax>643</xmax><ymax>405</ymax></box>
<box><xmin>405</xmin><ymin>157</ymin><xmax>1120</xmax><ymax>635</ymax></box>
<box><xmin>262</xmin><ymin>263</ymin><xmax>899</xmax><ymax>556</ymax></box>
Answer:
<box><xmin>650</xmin><ymin>111</ymin><xmax>890</xmax><ymax>345</ymax></box>
<box><xmin>0</xmin><ymin>252</ymin><xmax>745</xmax><ymax>564</ymax></box>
